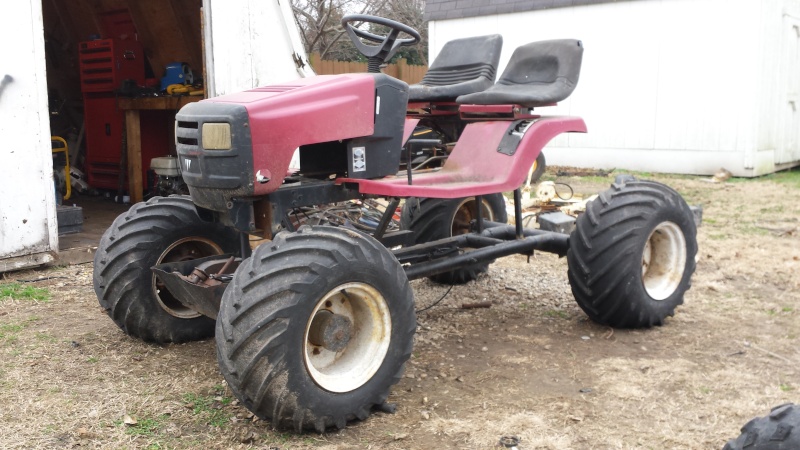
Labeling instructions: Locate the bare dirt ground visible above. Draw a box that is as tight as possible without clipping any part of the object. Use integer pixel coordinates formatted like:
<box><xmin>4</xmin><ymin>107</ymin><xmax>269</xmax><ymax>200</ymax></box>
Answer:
<box><xmin>1</xmin><ymin>169</ymin><xmax>799</xmax><ymax>450</ymax></box>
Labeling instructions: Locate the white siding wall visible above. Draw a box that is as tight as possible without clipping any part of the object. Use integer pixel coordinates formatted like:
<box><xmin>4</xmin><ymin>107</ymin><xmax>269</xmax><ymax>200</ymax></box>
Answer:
<box><xmin>0</xmin><ymin>0</ymin><xmax>58</xmax><ymax>270</ymax></box>
<box><xmin>430</xmin><ymin>0</ymin><xmax>800</xmax><ymax>176</ymax></box>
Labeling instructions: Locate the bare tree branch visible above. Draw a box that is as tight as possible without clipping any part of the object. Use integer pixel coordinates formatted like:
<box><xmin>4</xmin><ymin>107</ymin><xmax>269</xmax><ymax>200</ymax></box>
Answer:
<box><xmin>292</xmin><ymin>0</ymin><xmax>427</xmax><ymax>64</ymax></box>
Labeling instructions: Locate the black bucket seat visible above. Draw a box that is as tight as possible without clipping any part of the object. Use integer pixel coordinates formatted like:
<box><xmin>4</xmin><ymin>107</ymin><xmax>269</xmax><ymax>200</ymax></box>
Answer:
<box><xmin>408</xmin><ymin>34</ymin><xmax>503</xmax><ymax>102</ymax></box>
<box><xmin>457</xmin><ymin>39</ymin><xmax>583</xmax><ymax>107</ymax></box>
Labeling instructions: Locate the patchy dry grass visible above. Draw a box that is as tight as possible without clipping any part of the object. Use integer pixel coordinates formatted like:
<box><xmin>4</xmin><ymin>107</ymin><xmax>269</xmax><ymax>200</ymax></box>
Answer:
<box><xmin>0</xmin><ymin>282</ymin><xmax>50</xmax><ymax>302</ymax></box>
<box><xmin>0</xmin><ymin>168</ymin><xmax>798</xmax><ymax>449</ymax></box>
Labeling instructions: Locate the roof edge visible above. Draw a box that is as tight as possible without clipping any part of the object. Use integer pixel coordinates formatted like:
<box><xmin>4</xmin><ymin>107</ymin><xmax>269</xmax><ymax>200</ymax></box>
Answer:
<box><xmin>424</xmin><ymin>0</ymin><xmax>639</xmax><ymax>21</ymax></box>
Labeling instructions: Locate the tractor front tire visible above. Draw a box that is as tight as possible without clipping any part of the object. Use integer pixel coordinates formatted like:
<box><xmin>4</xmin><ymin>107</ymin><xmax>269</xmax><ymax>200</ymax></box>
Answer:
<box><xmin>216</xmin><ymin>226</ymin><xmax>415</xmax><ymax>432</ymax></box>
<box><xmin>567</xmin><ymin>178</ymin><xmax>697</xmax><ymax>328</ymax></box>
<box><xmin>724</xmin><ymin>404</ymin><xmax>800</xmax><ymax>449</ymax></box>
<box><xmin>400</xmin><ymin>194</ymin><xmax>508</xmax><ymax>284</ymax></box>
<box><xmin>93</xmin><ymin>195</ymin><xmax>239</xmax><ymax>343</ymax></box>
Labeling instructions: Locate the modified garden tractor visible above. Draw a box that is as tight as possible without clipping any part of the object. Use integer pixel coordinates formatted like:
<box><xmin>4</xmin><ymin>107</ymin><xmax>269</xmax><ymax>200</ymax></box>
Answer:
<box><xmin>93</xmin><ymin>15</ymin><xmax>698</xmax><ymax>432</ymax></box>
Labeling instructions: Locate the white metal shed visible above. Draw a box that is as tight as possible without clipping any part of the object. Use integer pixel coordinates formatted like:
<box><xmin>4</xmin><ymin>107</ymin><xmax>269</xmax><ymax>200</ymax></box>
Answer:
<box><xmin>426</xmin><ymin>0</ymin><xmax>800</xmax><ymax>177</ymax></box>
<box><xmin>0</xmin><ymin>0</ymin><xmax>311</xmax><ymax>271</ymax></box>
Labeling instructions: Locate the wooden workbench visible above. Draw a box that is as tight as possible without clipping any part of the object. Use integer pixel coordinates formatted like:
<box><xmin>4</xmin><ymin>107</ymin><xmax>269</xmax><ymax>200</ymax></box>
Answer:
<box><xmin>117</xmin><ymin>96</ymin><xmax>202</xmax><ymax>203</ymax></box>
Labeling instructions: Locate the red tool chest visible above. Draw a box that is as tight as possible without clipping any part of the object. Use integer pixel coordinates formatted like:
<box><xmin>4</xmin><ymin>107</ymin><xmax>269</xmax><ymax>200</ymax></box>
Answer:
<box><xmin>79</xmin><ymin>36</ymin><xmax>159</xmax><ymax>191</ymax></box>
<box><xmin>79</xmin><ymin>37</ymin><xmax>142</xmax><ymax>190</ymax></box>
<box><xmin>79</xmin><ymin>39</ymin><xmax>144</xmax><ymax>93</ymax></box>
<box><xmin>83</xmin><ymin>95</ymin><xmax>124</xmax><ymax>190</ymax></box>
<box><xmin>80</xmin><ymin>38</ymin><xmax>145</xmax><ymax>190</ymax></box>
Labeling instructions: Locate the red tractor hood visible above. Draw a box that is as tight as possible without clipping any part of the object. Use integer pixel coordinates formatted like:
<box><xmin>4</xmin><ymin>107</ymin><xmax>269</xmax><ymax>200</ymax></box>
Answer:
<box><xmin>204</xmin><ymin>74</ymin><xmax>377</xmax><ymax>196</ymax></box>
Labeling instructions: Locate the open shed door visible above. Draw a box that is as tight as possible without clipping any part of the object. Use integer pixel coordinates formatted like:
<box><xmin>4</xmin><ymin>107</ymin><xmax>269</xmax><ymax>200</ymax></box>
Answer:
<box><xmin>202</xmin><ymin>0</ymin><xmax>314</xmax><ymax>97</ymax></box>
<box><xmin>0</xmin><ymin>0</ymin><xmax>59</xmax><ymax>271</ymax></box>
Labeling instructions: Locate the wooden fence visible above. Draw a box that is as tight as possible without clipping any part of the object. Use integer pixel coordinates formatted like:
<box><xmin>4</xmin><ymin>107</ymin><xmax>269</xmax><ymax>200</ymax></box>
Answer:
<box><xmin>309</xmin><ymin>53</ymin><xmax>427</xmax><ymax>84</ymax></box>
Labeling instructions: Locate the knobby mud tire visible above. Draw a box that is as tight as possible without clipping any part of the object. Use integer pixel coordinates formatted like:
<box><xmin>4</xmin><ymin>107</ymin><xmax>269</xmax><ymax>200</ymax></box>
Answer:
<box><xmin>93</xmin><ymin>195</ymin><xmax>239</xmax><ymax>343</ymax></box>
<box><xmin>399</xmin><ymin>193</ymin><xmax>508</xmax><ymax>284</ymax></box>
<box><xmin>567</xmin><ymin>178</ymin><xmax>697</xmax><ymax>328</ymax></box>
<box><xmin>723</xmin><ymin>403</ymin><xmax>800</xmax><ymax>449</ymax></box>
<box><xmin>215</xmin><ymin>226</ymin><xmax>415</xmax><ymax>432</ymax></box>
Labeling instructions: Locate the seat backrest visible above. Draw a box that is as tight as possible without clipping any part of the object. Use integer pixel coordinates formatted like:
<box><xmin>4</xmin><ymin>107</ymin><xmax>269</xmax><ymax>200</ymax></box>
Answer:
<box><xmin>409</xmin><ymin>35</ymin><xmax>503</xmax><ymax>102</ymax></box>
<box><xmin>455</xmin><ymin>39</ymin><xmax>583</xmax><ymax>107</ymax></box>
<box><xmin>498</xmin><ymin>39</ymin><xmax>582</xmax><ymax>89</ymax></box>
<box><xmin>418</xmin><ymin>34</ymin><xmax>503</xmax><ymax>87</ymax></box>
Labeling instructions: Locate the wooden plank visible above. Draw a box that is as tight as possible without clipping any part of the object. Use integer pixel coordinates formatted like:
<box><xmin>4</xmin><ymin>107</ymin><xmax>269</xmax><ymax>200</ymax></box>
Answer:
<box><xmin>384</xmin><ymin>63</ymin><xmax>398</xmax><ymax>78</ymax></box>
<box><xmin>309</xmin><ymin>52</ymin><xmax>426</xmax><ymax>82</ymax></box>
<box><xmin>124</xmin><ymin>109</ymin><xmax>143</xmax><ymax>203</ymax></box>
<box><xmin>396</xmin><ymin>58</ymin><xmax>406</xmax><ymax>80</ymax></box>
<box><xmin>0</xmin><ymin>252</ymin><xmax>56</xmax><ymax>273</ymax></box>
<box><xmin>117</xmin><ymin>96</ymin><xmax>201</xmax><ymax>110</ymax></box>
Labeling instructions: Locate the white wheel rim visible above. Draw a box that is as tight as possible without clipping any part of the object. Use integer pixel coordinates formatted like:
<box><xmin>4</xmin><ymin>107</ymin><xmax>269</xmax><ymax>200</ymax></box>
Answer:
<box><xmin>303</xmin><ymin>282</ymin><xmax>392</xmax><ymax>393</ymax></box>
<box><xmin>641</xmin><ymin>221</ymin><xmax>687</xmax><ymax>300</ymax></box>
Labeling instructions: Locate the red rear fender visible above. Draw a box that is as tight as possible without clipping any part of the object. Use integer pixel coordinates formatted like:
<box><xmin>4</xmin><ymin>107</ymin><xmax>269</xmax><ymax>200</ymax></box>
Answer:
<box><xmin>337</xmin><ymin>116</ymin><xmax>587</xmax><ymax>198</ymax></box>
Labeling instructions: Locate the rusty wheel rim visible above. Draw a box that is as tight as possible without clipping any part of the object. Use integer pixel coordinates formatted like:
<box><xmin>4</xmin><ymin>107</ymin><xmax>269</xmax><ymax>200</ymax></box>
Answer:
<box><xmin>450</xmin><ymin>197</ymin><xmax>497</xmax><ymax>236</ymax></box>
<box><xmin>152</xmin><ymin>237</ymin><xmax>225</xmax><ymax>319</ymax></box>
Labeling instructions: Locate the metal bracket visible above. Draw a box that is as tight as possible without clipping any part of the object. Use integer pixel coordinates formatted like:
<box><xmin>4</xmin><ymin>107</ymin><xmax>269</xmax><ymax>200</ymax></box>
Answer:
<box><xmin>497</xmin><ymin>120</ymin><xmax>534</xmax><ymax>156</ymax></box>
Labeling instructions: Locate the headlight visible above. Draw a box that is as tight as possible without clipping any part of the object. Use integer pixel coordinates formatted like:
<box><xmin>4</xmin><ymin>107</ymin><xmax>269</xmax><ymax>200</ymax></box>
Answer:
<box><xmin>202</xmin><ymin>123</ymin><xmax>231</xmax><ymax>150</ymax></box>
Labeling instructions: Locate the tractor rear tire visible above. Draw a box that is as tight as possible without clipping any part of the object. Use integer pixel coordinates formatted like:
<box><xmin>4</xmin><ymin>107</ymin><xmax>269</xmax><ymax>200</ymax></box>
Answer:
<box><xmin>400</xmin><ymin>194</ymin><xmax>508</xmax><ymax>284</ymax></box>
<box><xmin>723</xmin><ymin>404</ymin><xmax>800</xmax><ymax>449</ymax></box>
<box><xmin>93</xmin><ymin>195</ymin><xmax>239</xmax><ymax>343</ymax></box>
<box><xmin>216</xmin><ymin>226</ymin><xmax>415</xmax><ymax>432</ymax></box>
<box><xmin>566</xmin><ymin>178</ymin><xmax>697</xmax><ymax>328</ymax></box>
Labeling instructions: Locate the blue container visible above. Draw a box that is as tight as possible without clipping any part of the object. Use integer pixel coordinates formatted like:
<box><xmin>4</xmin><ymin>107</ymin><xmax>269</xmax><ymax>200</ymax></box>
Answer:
<box><xmin>160</xmin><ymin>62</ymin><xmax>193</xmax><ymax>91</ymax></box>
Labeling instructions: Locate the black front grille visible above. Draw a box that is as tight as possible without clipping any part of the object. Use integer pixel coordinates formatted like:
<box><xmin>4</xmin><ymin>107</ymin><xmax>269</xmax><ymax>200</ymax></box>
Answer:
<box><xmin>176</xmin><ymin>121</ymin><xmax>199</xmax><ymax>148</ymax></box>
<box><xmin>174</xmin><ymin>102</ymin><xmax>253</xmax><ymax>213</ymax></box>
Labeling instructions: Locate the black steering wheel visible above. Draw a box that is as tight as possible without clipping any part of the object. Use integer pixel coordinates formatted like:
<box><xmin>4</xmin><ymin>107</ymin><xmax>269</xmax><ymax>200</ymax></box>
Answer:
<box><xmin>341</xmin><ymin>14</ymin><xmax>421</xmax><ymax>72</ymax></box>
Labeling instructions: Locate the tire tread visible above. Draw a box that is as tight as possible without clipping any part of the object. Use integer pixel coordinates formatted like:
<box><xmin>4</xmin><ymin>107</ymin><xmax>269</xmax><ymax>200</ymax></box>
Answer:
<box><xmin>216</xmin><ymin>226</ymin><xmax>414</xmax><ymax>431</ymax></box>
<box><xmin>93</xmin><ymin>195</ymin><xmax>238</xmax><ymax>343</ymax></box>
<box><xmin>725</xmin><ymin>404</ymin><xmax>799</xmax><ymax>449</ymax></box>
<box><xmin>567</xmin><ymin>180</ymin><xmax>697</xmax><ymax>328</ymax></box>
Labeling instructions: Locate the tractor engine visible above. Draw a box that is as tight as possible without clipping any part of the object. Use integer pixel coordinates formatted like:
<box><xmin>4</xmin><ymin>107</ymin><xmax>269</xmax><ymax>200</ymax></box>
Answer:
<box><xmin>150</xmin><ymin>156</ymin><xmax>189</xmax><ymax>197</ymax></box>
